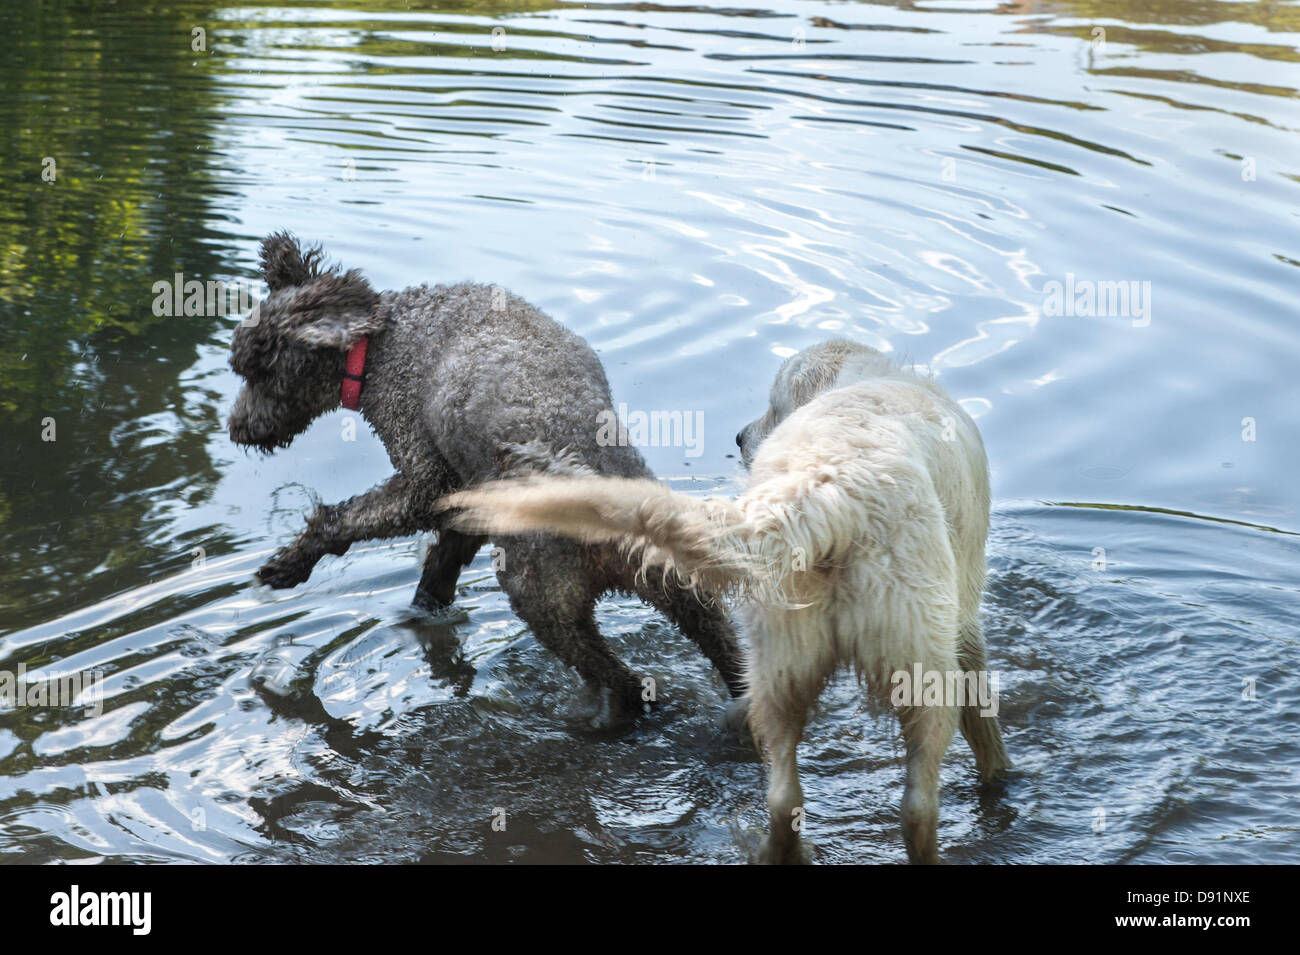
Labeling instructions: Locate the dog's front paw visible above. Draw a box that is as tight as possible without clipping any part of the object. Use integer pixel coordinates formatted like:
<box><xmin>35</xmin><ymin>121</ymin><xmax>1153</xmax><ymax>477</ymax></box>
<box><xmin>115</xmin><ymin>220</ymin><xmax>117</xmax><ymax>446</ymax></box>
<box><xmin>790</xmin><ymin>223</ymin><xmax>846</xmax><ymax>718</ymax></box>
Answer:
<box><xmin>256</xmin><ymin>552</ymin><xmax>315</xmax><ymax>589</ymax></box>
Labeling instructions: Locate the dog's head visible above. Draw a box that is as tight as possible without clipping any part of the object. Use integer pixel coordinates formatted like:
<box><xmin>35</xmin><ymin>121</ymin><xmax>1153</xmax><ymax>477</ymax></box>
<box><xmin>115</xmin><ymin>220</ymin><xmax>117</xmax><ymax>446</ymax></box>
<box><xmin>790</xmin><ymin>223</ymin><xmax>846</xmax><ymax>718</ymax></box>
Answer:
<box><xmin>227</xmin><ymin>232</ymin><xmax>382</xmax><ymax>452</ymax></box>
<box><xmin>735</xmin><ymin>339</ymin><xmax>877</xmax><ymax>468</ymax></box>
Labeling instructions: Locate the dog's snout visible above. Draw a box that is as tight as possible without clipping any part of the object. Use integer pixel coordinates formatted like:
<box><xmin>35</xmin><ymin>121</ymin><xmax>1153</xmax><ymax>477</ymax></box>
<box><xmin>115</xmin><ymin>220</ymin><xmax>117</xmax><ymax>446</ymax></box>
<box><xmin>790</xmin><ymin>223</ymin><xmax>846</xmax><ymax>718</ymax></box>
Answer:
<box><xmin>735</xmin><ymin>430</ymin><xmax>744</xmax><ymax>449</ymax></box>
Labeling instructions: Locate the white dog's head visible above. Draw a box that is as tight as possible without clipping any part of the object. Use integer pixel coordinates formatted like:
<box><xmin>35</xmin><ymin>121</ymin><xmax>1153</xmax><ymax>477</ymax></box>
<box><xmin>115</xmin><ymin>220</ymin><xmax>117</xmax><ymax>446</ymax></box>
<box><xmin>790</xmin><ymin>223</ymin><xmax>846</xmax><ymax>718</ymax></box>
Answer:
<box><xmin>736</xmin><ymin>339</ymin><xmax>884</xmax><ymax>468</ymax></box>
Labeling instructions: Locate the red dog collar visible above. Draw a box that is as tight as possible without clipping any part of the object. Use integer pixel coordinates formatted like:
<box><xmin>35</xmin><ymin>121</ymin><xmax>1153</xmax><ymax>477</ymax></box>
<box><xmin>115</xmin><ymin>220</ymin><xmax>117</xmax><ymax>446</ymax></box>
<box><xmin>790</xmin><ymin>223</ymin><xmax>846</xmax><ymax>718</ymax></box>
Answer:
<box><xmin>341</xmin><ymin>337</ymin><xmax>369</xmax><ymax>410</ymax></box>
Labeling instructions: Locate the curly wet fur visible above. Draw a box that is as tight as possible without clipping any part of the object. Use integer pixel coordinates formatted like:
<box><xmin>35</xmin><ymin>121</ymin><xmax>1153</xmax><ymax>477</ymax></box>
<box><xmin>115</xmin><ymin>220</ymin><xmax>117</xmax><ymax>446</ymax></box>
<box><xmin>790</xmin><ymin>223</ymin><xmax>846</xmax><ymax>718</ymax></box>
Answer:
<box><xmin>443</xmin><ymin>340</ymin><xmax>1013</xmax><ymax>862</ymax></box>
<box><xmin>227</xmin><ymin>233</ymin><xmax>745</xmax><ymax>713</ymax></box>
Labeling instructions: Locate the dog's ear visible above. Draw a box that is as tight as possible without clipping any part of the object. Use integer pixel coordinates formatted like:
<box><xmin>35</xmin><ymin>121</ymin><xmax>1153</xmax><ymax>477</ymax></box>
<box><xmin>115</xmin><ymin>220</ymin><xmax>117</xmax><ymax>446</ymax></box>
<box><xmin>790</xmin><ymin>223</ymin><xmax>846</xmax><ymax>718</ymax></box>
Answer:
<box><xmin>260</xmin><ymin>231</ymin><xmax>326</xmax><ymax>291</ymax></box>
<box><xmin>786</xmin><ymin>349</ymin><xmax>847</xmax><ymax>408</ymax></box>
<box><xmin>283</xmin><ymin>269</ymin><xmax>382</xmax><ymax>350</ymax></box>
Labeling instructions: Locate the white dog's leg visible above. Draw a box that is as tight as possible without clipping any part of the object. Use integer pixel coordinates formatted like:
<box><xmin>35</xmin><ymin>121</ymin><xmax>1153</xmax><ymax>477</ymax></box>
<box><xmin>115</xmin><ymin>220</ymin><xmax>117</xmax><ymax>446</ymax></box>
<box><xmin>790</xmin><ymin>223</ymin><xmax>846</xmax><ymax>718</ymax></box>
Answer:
<box><xmin>957</xmin><ymin>618</ymin><xmax>1012</xmax><ymax>781</ymax></box>
<box><xmin>746</xmin><ymin>611</ymin><xmax>821</xmax><ymax>865</ymax></box>
<box><xmin>747</xmin><ymin>633</ymin><xmax>815</xmax><ymax>865</ymax></box>
<box><xmin>899</xmin><ymin>702</ymin><xmax>958</xmax><ymax>864</ymax></box>
<box><xmin>756</xmin><ymin>702</ymin><xmax>808</xmax><ymax>865</ymax></box>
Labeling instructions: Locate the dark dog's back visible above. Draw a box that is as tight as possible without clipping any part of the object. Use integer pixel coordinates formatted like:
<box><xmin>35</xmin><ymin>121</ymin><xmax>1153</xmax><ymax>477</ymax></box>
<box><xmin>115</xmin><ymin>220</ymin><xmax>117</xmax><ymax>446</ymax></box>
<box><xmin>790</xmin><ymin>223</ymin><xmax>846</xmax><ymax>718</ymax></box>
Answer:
<box><xmin>366</xmin><ymin>282</ymin><xmax>647</xmax><ymax>486</ymax></box>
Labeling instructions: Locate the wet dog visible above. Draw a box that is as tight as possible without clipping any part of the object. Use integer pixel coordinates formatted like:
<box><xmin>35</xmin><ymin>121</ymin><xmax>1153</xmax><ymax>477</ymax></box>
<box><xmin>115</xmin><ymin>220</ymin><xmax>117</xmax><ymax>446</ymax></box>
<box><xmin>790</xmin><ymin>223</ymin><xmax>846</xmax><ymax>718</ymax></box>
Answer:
<box><xmin>226</xmin><ymin>232</ymin><xmax>745</xmax><ymax>715</ymax></box>
<box><xmin>441</xmin><ymin>339</ymin><xmax>1012</xmax><ymax>862</ymax></box>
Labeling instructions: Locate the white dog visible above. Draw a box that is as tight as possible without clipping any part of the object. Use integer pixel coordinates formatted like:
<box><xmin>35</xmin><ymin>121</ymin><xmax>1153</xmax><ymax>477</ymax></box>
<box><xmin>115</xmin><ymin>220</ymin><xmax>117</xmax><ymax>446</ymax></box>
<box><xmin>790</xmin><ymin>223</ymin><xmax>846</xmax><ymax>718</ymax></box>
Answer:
<box><xmin>442</xmin><ymin>339</ymin><xmax>1011</xmax><ymax>863</ymax></box>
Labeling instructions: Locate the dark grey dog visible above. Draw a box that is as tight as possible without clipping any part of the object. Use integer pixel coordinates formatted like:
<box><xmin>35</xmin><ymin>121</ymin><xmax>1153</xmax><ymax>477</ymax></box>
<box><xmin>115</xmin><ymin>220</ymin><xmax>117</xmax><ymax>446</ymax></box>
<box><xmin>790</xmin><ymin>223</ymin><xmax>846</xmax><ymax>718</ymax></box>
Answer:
<box><xmin>227</xmin><ymin>233</ymin><xmax>744</xmax><ymax>714</ymax></box>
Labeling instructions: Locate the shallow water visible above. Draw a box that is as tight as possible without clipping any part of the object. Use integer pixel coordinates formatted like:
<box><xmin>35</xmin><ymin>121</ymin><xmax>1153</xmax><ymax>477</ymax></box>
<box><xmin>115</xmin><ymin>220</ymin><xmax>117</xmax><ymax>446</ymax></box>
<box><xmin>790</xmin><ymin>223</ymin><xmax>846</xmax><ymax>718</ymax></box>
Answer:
<box><xmin>1</xmin><ymin>0</ymin><xmax>1297</xmax><ymax>864</ymax></box>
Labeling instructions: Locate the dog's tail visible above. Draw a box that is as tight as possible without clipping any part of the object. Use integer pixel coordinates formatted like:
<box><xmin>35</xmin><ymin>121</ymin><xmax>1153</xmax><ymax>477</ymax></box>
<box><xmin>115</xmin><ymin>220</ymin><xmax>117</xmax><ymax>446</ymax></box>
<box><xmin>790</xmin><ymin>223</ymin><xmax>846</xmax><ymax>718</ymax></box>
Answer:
<box><xmin>440</xmin><ymin>467</ymin><xmax>871</xmax><ymax>603</ymax></box>
<box><xmin>439</xmin><ymin>476</ymin><xmax>763</xmax><ymax>594</ymax></box>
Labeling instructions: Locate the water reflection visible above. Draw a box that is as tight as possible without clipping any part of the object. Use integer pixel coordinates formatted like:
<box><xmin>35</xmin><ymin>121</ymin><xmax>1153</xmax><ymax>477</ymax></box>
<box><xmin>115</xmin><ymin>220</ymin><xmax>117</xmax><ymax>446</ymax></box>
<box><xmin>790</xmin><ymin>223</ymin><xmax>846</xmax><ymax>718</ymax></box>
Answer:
<box><xmin>0</xmin><ymin>0</ymin><xmax>241</xmax><ymax>629</ymax></box>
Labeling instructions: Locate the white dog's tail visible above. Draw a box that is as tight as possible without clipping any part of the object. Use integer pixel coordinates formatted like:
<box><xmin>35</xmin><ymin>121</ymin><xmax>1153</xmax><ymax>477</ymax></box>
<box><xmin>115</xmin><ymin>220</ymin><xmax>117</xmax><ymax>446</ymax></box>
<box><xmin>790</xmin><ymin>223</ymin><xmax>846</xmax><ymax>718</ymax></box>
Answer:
<box><xmin>440</xmin><ymin>469</ymin><xmax>868</xmax><ymax>602</ymax></box>
<box><xmin>440</xmin><ymin>476</ymin><xmax>769</xmax><ymax>594</ymax></box>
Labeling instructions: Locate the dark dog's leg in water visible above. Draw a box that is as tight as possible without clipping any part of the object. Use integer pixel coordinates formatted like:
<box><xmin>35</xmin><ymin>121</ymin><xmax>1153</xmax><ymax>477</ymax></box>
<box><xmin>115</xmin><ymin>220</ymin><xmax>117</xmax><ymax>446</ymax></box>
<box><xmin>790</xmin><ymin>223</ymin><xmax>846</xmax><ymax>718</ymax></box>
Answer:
<box><xmin>635</xmin><ymin>568</ymin><xmax>746</xmax><ymax>699</ymax></box>
<box><xmin>257</xmin><ymin>473</ymin><xmax>433</xmax><ymax>588</ymax></box>
<box><xmin>413</xmin><ymin>530</ymin><xmax>485</xmax><ymax>610</ymax></box>
<box><xmin>530</xmin><ymin>610</ymin><xmax>647</xmax><ymax>718</ymax></box>
<box><xmin>496</xmin><ymin>541</ymin><xmax>646</xmax><ymax>716</ymax></box>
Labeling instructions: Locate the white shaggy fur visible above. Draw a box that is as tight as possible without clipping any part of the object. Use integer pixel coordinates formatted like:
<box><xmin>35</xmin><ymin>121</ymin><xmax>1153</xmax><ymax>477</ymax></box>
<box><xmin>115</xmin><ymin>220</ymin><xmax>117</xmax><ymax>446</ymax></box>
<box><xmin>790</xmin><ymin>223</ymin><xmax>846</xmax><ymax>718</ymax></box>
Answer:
<box><xmin>442</xmin><ymin>339</ymin><xmax>1011</xmax><ymax>863</ymax></box>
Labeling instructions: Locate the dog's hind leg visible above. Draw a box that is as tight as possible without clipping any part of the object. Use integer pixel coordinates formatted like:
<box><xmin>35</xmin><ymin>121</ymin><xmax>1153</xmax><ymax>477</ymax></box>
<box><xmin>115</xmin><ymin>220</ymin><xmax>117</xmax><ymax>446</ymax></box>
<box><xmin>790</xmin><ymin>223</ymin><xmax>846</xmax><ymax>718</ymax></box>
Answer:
<box><xmin>956</xmin><ymin>618</ymin><xmax>1012</xmax><ymax>781</ymax></box>
<box><xmin>633</xmin><ymin>567</ymin><xmax>746</xmax><ymax>699</ymax></box>
<box><xmin>747</xmin><ymin>617</ymin><xmax>820</xmax><ymax>864</ymax></box>
<box><xmin>413</xmin><ymin>530</ymin><xmax>486</xmax><ymax>610</ymax></box>
<box><xmin>898</xmin><ymin>701</ymin><xmax>958</xmax><ymax>864</ymax></box>
<box><xmin>496</xmin><ymin>539</ymin><xmax>645</xmax><ymax>717</ymax></box>
<box><xmin>750</xmin><ymin>687</ymin><xmax>812</xmax><ymax>864</ymax></box>
<box><xmin>527</xmin><ymin>609</ymin><xmax>646</xmax><ymax>718</ymax></box>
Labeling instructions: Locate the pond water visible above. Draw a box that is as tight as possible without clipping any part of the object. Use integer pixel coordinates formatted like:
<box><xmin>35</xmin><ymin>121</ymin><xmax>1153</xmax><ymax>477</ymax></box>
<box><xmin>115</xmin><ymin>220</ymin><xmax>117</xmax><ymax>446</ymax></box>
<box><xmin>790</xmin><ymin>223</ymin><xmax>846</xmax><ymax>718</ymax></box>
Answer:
<box><xmin>0</xmin><ymin>0</ymin><xmax>1297</xmax><ymax>864</ymax></box>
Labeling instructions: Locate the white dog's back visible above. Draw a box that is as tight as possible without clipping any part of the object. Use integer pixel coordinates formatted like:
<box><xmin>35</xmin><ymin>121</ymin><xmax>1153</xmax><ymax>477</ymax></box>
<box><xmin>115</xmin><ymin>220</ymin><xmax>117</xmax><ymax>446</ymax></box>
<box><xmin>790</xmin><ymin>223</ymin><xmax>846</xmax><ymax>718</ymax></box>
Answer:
<box><xmin>741</xmin><ymin>370</ymin><xmax>987</xmax><ymax>701</ymax></box>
